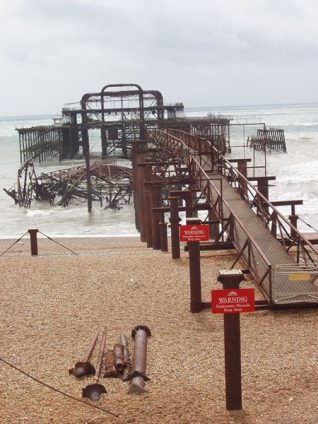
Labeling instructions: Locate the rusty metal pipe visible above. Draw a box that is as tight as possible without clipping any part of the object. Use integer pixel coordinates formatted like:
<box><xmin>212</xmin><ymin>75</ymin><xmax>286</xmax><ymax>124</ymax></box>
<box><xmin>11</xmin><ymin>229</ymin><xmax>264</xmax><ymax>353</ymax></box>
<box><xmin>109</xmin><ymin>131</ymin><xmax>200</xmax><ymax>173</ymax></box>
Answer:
<box><xmin>128</xmin><ymin>325</ymin><xmax>151</xmax><ymax>394</ymax></box>
<box><xmin>120</xmin><ymin>335</ymin><xmax>132</xmax><ymax>381</ymax></box>
<box><xmin>113</xmin><ymin>343</ymin><xmax>125</xmax><ymax>373</ymax></box>
<box><xmin>103</xmin><ymin>349</ymin><xmax>119</xmax><ymax>378</ymax></box>
<box><xmin>69</xmin><ymin>329</ymin><xmax>99</xmax><ymax>378</ymax></box>
<box><xmin>82</xmin><ymin>330</ymin><xmax>107</xmax><ymax>401</ymax></box>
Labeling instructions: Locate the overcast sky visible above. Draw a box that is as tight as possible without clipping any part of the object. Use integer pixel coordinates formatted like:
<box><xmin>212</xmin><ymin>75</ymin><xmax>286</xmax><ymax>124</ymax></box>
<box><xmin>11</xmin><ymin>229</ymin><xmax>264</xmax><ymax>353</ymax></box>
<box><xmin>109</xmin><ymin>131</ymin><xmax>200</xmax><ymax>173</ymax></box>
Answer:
<box><xmin>1</xmin><ymin>0</ymin><xmax>318</xmax><ymax>115</ymax></box>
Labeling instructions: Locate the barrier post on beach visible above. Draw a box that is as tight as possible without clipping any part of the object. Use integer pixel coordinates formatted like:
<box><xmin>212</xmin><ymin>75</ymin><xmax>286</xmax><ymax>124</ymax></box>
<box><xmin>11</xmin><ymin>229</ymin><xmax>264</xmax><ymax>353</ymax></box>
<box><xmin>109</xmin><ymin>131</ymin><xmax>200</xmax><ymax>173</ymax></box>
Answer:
<box><xmin>186</xmin><ymin>217</ymin><xmax>203</xmax><ymax>313</ymax></box>
<box><xmin>216</xmin><ymin>270</ymin><xmax>245</xmax><ymax>411</ymax></box>
<box><xmin>28</xmin><ymin>229</ymin><xmax>39</xmax><ymax>256</ymax></box>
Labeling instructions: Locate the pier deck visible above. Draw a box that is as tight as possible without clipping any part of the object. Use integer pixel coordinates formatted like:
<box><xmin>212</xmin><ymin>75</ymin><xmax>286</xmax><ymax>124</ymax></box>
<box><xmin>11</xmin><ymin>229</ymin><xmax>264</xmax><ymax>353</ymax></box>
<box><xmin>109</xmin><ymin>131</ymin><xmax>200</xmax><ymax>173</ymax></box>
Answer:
<box><xmin>148</xmin><ymin>129</ymin><xmax>318</xmax><ymax>307</ymax></box>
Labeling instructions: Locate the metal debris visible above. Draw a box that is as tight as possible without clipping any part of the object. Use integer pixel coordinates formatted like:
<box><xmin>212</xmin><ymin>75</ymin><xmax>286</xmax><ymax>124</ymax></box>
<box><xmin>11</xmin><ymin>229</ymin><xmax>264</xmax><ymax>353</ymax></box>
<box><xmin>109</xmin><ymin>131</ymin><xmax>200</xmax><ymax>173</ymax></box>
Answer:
<box><xmin>128</xmin><ymin>325</ymin><xmax>151</xmax><ymax>394</ymax></box>
<box><xmin>4</xmin><ymin>161</ymin><xmax>133</xmax><ymax>210</ymax></box>
<box><xmin>82</xmin><ymin>331</ymin><xmax>107</xmax><ymax>401</ymax></box>
<box><xmin>69</xmin><ymin>330</ymin><xmax>99</xmax><ymax>378</ymax></box>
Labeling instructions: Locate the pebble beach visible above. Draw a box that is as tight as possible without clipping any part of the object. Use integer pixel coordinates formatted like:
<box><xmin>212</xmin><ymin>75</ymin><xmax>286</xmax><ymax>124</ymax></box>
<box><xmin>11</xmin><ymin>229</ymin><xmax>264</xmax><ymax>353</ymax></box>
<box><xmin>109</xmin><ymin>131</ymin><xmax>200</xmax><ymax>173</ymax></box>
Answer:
<box><xmin>0</xmin><ymin>236</ymin><xmax>317</xmax><ymax>424</ymax></box>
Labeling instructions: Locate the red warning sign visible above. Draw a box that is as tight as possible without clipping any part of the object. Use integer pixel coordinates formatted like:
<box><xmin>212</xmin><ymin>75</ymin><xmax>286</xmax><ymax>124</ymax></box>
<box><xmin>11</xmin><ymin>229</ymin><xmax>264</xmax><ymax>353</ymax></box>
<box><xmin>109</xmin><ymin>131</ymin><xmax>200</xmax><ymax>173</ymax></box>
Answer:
<box><xmin>211</xmin><ymin>288</ymin><xmax>255</xmax><ymax>314</ymax></box>
<box><xmin>179</xmin><ymin>224</ymin><xmax>209</xmax><ymax>242</ymax></box>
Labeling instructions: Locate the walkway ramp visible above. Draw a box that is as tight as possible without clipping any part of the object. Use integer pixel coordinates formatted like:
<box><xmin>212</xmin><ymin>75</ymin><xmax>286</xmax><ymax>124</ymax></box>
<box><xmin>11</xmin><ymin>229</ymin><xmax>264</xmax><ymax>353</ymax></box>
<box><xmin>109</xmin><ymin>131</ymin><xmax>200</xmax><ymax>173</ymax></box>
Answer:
<box><xmin>148</xmin><ymin>128</ymin><xmax>318</xmax><ymax>307</ymax></box>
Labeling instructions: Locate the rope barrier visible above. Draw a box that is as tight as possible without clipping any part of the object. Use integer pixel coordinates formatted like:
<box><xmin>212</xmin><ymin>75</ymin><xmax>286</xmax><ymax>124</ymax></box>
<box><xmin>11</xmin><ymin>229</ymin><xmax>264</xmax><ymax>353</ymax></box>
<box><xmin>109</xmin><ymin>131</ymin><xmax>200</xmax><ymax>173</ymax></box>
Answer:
<box><xmin>0</xmin><ymin>231</ymin><xmax>29</xmax><ymax>257</ymax></box>
<box><xmin>298</xmin><ymin>217</ymin><xmax>318</xmax><ymax>233</ymax></box>
<box><xmin>38</xmin><ymin>231</ymin><xmax>79</xmax><ymax>256</ymax></box>
<box><xmin>0</xmin><ymin>230</ymin><xmax>79</xmax><ymax>257</ymax></box>
<box><xmin>0</xmin><ymin>357</ymin><xmax>119</xmax><ymax>418</ymax></box>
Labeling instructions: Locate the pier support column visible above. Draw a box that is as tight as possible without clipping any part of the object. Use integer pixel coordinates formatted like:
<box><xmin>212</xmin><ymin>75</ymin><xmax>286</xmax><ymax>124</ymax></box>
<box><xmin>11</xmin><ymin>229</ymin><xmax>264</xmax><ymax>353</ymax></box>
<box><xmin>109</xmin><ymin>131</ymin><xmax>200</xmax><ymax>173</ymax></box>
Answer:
<box><xmin>150</xmin><ymin>182</ymin><xmax>162</xmax><ymax>250</ymax></box>
<box><xmin>132</xmin><ymin>142</ymin><xmax>147</xmax><ymax>236</ymax></box>
<box><xmin>169</xmin><ymin>196</ymin><xmax>181</xmax><ymax>259</ymax></box>
<box><xmin>144</xmin><ymin>164</ymin><xmax>153</xmax><ymax>248</ymax></box>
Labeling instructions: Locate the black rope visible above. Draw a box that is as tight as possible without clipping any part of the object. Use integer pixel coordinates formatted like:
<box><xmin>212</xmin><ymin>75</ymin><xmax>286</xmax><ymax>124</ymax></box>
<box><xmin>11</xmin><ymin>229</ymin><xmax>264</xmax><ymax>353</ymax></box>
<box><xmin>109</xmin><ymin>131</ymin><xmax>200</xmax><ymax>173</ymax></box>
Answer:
<box><xmin>38</xmin><ymin>231</ymin><xmax>79</xmax><ymax>256</ymax></box>
<box><xmin>298</xmin><ymin>217</ymin><xmax>318</xmax><ymax>233</ymax></box>
<box><xmin>0</xmin><ymin>231</ymin><xmax>29</xmax><ymax>257</ymax></box>
<box><xmin>0</xmin><ymin>357</ymin><xmax>119</xmax><ymax>418</ymax></box>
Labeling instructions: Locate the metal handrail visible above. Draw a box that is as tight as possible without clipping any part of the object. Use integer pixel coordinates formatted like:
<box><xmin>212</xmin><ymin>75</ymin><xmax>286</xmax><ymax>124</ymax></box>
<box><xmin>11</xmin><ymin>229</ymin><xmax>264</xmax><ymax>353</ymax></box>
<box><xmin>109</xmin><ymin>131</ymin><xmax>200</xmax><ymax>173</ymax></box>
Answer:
<box><xmin>148</xmin><ymin>128</ymin><xmax>274</xmax><ymax>269</ymax></box>
<box><xmin>164</xmin><ymin>128</ymin><xmax>318</xmax><ymax>260</ymax></box>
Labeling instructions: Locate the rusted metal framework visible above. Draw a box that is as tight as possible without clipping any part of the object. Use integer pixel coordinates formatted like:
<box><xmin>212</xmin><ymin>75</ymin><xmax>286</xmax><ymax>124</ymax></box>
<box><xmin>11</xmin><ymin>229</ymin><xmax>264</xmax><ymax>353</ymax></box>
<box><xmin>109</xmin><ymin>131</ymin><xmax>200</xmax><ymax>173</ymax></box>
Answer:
<box><xmin>18</xmin><ymin>126</ymin><xmax>62</xmax><ymax>163</ymax></box>
<box><xmin>17</xmin><ymin>83</ymin><xmax>230</xmax><ymax>163</ymax></box>
<box><xmin>247</xmin><ymin>127</ymin><xmax>287</xmax><ymax>153</ymax></box>
<box><xmin>138</xmin><ymin>128</ymin><xmax>318</xmax><ymax>307</ymax></box>
<box><xmin>4</xmin><ymin>161</ymin><xmax>133</xmax><ymax>209</ymax></box>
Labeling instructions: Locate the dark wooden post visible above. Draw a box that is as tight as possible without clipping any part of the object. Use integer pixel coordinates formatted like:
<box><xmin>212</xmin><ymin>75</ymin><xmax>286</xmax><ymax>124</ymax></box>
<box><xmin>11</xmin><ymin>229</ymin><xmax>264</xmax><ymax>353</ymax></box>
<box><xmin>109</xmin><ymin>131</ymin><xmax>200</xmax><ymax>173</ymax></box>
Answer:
<box><xmin>217</xmin><ymin>270</ymin><xmax>245</xmax><ymax>411</ymax></box>
<box><xmin>289</xmin><ymin>213</ymin><xmax>299</xmax><ymax>239</ymax></box>
<box><xmin>28</xmin><ymin>229</ymin><xmax>39</xmax><ymax>256</ymax></box>
<box><xmin>169</xmin><ymin>196</ymin><xmax>181</xmax><ymax>259</ymax></box>
<box><xmin>187</xmin><ymin>218</ymin><xmax>203</xmax><ymax>313</ymax></box>
<box><xmin>144</xmin><ymin>164</ymin><xmax>153</xmax><ymax>248</ymax></box>
<box><xmin>133</xmin><ymin>142</ymin><xmax>147</xmax><ymax>237</ymax></box>
<box><xmin>237</xmin><ymin>159</ymin><xmax>250</xmax><ymax>199</ymax></box>
<box><xmin>183</xmin><ymin>190</ymin><xmax>191</xmax><ymax>218</ymax></box>
<box><xmin>150</xmin><ymin>181</ymin><xmax>162</xmax><ymax>250</ymax></box>
<box><xmin>137</xmin><ymin>164</ymin><xmax>146</xmax><ymax>242</ymax></box>
<box><xmin>159</xmin><ymin>218</ymin><xmax>168</xmax><ymax>252</ymax></box>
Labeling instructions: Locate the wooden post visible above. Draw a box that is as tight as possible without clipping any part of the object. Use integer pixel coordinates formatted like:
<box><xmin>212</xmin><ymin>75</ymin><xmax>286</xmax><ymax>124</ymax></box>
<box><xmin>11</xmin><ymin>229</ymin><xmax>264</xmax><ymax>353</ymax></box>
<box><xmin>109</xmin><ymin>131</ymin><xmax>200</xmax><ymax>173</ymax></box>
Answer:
<box><xmin>159</xmin><ymin>219</ymin><xmax>168</xmax><ymax>252</ymax></box>
<box><xmin>187</xmin><ymin>218</ymin><xmax>203</xmax><ymax>313</ymax></box>
<box><xmin>217</xmin><ymin>270</ymin><xmax>245</xmax><ymax>411</ymax></box>
<box><xmin>28</xmin><ymin>229</ymin><xmax>39</xmax><ymax>256</ymax></box>
<box><xmin>150</xmin><ymin>182</ymin><xmax>162</xmax><ymax>250</ymax></box>
<box><xmin>169</xmin><ymin>196</ymin><xmax>181</xmax><ymax>259</ymax></box>
<box><xmin>144</xmin><ymin>164</ymin><xmax>153</xmax><ymax>248</ymax></box>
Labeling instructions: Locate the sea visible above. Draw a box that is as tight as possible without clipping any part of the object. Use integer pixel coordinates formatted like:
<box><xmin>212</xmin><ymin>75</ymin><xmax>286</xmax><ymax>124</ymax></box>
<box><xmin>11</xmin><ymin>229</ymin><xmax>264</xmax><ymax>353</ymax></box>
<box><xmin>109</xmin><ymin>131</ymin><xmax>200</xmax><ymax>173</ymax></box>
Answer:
<box><xmin>0</xmin><ymin>103</ymin><xmax>318</xmax><ymax>239</ymax></box>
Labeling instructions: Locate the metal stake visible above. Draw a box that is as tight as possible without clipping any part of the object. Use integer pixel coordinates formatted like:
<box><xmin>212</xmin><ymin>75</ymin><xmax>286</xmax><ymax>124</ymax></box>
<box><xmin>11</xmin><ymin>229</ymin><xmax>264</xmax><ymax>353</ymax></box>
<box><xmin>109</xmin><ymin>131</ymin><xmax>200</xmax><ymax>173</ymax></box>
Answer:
<box><xmin>69</xmin><ymin>329</ymin><xmax>99</xmax><ymax>378</ymax></box>
<box><xmin>82</xmin><ymin>330</ymin><xmax>107</xmax><ymax>401</ymax></box>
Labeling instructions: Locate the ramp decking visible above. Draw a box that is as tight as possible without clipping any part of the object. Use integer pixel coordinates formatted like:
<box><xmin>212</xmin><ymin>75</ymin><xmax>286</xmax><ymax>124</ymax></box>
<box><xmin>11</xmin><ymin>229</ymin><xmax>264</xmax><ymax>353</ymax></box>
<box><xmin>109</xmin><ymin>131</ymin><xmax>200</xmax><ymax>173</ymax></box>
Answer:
<box><xmin>149</xmin><ymin>128</ymin><xmax>318</xmax><ymax>307</ymax></box>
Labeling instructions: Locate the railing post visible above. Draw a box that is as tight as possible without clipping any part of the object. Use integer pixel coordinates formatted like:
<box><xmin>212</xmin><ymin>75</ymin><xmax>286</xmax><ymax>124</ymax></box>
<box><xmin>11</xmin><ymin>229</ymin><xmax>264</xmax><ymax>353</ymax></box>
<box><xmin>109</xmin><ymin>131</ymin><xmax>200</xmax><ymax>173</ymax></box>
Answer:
<box><xmin>257</xmin><ymin>178</ymin><xmax>269</xmax><ymax>215</ymax></box>
<box><xmin>271</xmin><ymin>211</ymin><xmax>277</xmax><ymax>238</ymax></box>
<box><xmin>237</xmin><ymin>159</ymin><xmax>249</xmax><ymax>199</ymax></box>
<box><xmin>289</xmin><ymin>214</ymin><xmax>299</xmax><ymax>239</ymax></box>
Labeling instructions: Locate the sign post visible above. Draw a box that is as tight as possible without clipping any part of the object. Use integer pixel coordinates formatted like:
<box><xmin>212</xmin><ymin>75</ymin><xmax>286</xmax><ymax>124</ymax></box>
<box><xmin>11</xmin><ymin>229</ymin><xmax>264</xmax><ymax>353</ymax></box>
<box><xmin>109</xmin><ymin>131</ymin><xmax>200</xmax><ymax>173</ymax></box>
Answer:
<box><xmin>213</xmin><ymin>270</ymin><xmax>254</xmax><ymax>411</ymax></box>
<box><xmin>180</xmin><ymin>219</ymin><xmax>210</xmax><ymax>313</ymax></box>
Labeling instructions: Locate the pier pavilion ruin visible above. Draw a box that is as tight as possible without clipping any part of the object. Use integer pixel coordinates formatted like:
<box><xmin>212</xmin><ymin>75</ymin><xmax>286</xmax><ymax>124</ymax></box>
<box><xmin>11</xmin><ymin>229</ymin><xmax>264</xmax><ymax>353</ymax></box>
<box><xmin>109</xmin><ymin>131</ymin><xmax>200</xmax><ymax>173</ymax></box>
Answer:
<box><xmin>17</xmin><ymin>83</ymin><xmax>231</xmax><ymax>163</ymax></box>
